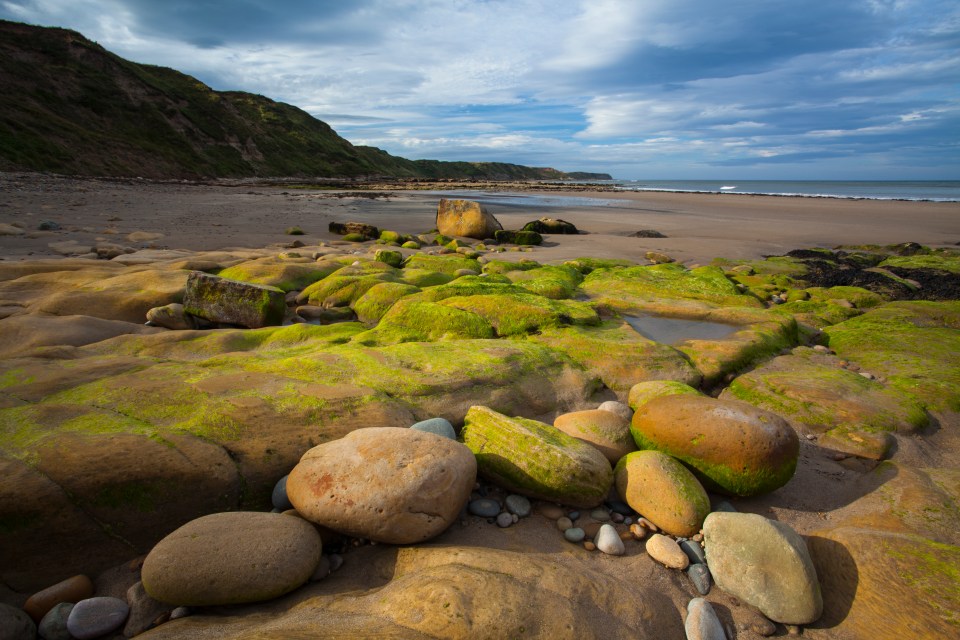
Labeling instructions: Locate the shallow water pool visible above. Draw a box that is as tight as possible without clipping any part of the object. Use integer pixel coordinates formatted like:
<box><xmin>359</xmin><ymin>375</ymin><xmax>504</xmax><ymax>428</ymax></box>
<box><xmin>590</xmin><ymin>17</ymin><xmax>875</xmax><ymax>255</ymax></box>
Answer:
<box><xmin>624</xmin><ymin>315</ymin><xmax>738</xmax><ymax>344</ymax></box>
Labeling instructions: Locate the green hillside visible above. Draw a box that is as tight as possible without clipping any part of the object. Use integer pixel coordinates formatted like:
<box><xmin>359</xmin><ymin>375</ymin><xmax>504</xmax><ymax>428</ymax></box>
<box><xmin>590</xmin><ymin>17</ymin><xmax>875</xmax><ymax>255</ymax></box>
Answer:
<box><xmin>0</xmin><ymin>20</ymin><xmax>611</xmax><ymax>181</ymax></box>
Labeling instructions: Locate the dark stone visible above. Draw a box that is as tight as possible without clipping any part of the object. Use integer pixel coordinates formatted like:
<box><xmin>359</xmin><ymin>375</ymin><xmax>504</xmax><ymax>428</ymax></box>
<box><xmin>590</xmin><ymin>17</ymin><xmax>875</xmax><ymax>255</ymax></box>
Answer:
<box><xmin>687</xmin><ymin>562</ymin><xmax>712</xmax><ymax>595</ymax></box>
<box><xmin>328</xmin><ymin>221</ymin><xmax>379</xmax><ymax>239</ymax></box>
<box><xmin>630</xmin><ymin>230</ymin><xmax>666</xmax><ymax>238</ymax></box>
<box><xmin>0</xmin><ymin>603</ymin><xmax>36</xmax><ymax>640</ymax></box>
<box><xmin>182</xmin><ymin>271</ymin><xmax>285</xmax><ymax>329</ymax></box>
<box><xmin>123</xmin><ymin>582</ymin><xmax>172</xmax><ymax>638</ymax></box>
<box><xmin>494</xmin><ymin>230</ymin><xmax>543</xmax><ymax>246</ymax></box>
<box><xmin>521</xmin><ymin>218</ymin><xmax>579</xmax><ymax>234</ymax></box>
<box><xmin>38</xmin><ymin>603</ymin><xmax>72</xmax><ymax>640</ymax></box>
<box><xmin>468</xmin><ymin>498</ymin><xmax>501</xmax><ymax>518</ymax></box>
<box><xmin>66</xmin><ymin>597</ymin><xmax>129</xmax><ymax>640</ymax></box>
<box><xmin>37</xmin><ymin>220</ymin><xmax>61</xmax><ymax>231</ymax></box>
<box><xmin>272</xmin><ymin>475</ymin><xmax>293</xmax><ymax>511</ymax></box>
<box><xmin>680</xmin><ymin>538</ymin><xmax>707</xmax><ymax>565</ymax></box>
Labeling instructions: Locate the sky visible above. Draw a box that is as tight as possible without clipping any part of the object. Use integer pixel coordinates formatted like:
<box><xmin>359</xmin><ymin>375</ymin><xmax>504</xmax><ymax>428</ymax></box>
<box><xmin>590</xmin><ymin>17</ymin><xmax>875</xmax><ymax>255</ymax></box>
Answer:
<box><xmin>2</xmin><ymin>0</ymin><xmax>959</xmax><ymax>180</ymax></box>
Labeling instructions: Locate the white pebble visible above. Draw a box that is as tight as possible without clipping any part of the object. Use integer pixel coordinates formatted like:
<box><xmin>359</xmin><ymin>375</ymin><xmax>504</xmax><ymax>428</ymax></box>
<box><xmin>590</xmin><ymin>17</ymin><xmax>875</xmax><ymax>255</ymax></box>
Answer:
<box><xmin>595</xmin><ymin>524</ymin><xmax>625</xmax><ymax>556</ymax></box>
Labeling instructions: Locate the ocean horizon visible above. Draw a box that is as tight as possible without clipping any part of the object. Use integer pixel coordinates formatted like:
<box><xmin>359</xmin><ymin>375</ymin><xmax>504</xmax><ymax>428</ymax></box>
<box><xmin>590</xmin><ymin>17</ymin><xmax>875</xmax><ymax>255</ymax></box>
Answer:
<box><xmin>608</xmin><ymin>179</ymin><xmax>960</xmax><ymax>202</ymax></box>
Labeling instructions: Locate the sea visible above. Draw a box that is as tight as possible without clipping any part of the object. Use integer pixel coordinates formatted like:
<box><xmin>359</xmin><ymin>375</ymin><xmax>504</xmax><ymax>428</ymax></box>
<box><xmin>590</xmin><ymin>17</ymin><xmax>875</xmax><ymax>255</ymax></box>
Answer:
<box><xmin>609</xmin><ymin>180</ymin><xmax>960</xmax><ymax>202</ymax></box>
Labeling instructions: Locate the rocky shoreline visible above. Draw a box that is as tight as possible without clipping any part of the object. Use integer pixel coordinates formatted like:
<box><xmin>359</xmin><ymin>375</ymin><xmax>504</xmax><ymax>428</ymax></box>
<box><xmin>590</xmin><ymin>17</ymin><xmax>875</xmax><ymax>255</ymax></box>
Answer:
<box><xmin>1</xmin><ymin>193</ymin><xmax>958</xmax><ymax>639</ymax></box>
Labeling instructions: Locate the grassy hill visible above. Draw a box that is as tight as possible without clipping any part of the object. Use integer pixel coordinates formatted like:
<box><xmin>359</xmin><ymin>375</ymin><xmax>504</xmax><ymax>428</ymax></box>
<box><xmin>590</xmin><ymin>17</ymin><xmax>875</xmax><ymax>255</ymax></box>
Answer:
<box><xmin>0</xmin><ymin>20</ymin><xmax>611</xmax><ymax>181</ymax></box>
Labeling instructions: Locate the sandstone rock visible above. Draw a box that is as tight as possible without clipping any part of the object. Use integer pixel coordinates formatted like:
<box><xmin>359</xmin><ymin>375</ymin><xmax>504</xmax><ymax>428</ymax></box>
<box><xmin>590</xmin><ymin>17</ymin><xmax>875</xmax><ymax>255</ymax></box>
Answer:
<box><xmin>461</xmin><ymin>406</ymin><xmax>614</xmax><ymax>508</ymax></box>
<box><xmin>141</xmin><ymin>512</ymin><xmax>322</xmax><ymax>606</ymax></box>
<box><xmin>328</xmin><ymin>221</ymin><xmax>379</xmax><ymax>239</ymax></box>
<box><xmin>614</xmin><ymin>450</ymin><xmax>710</xmax><ymax>537</ymax></box>
<box><xmin>66</xmin><ymin>597</ymin><xmax>129</xmax><ymax>640</ymax></box>
<box><xmin>703</xmin><ymin>512</ymin><xmax>822</xmax><ymax>624</ymax></box>
<box><xmin>627</xmin><ymin>380</ymin><xmax>701</xmax><ymax>411</ymax></box>
<box><xmin>287</xmin><ymin>427</ymin><xmax>476</xmax><ymax>543</ymax></box>
<box><xmin>0</xmin><ymin>603</ymin><xmax>36</xmax><ymax>640</ymax></box>
<box><xmin>521</xmin><ymin>217</ymin><xmax>578</xmax><ymax>234</ymax></box>
<box><xmin>436</xmin><ymin>199</ymin><xmax>502</xmax><ymax>240</ymax></box>
<box><xmin>182</xmin><ymin>271</ymin><xmax>285</xmax><ymax>328</ymax></box>
<box><xmin>146</xmin><ymin>303</ymin><xmax>195</xmax><ymax>330</ymax></box>
<box><xmin>646</xmin><ymin>533</ymin><xmax>689</xmax><ymax>569</ymax></box>
<box><xmin>631</xmin><ymin>395</ymin><xmax>799</xmax><ymax>496</ymax></box>
<box><xmin>553</xmin><ymin>409</ymin><xmax>636</xmax><ymax>463</ymax></box>
<box><xmin>685</xmin><ymin>598</ymin><xmax>726</xmax><ymax>640</ymax></box>
<box><xmin>24</xmin><ymin>574</ymin><xmax>94</xmax><ymax>622</ymax></box>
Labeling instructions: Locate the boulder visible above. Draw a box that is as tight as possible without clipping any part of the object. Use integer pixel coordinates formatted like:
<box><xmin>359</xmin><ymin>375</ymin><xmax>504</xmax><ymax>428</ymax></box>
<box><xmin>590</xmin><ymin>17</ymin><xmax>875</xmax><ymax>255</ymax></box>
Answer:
<box><xmin>328</xmin><ymin>221</ymin><xmax>379</xmax><ymax>239</ymax></box>
<box><xmin>182</xmin><ymin>271</ymin><xmax>285</xmax><ymax>328</ymax></box>
<box><xmin>494</xmin><ymin>229</ymin><xmax>543</xmax><ymax>246</ymax></box>
<box><xmin>460</xmin><ymin>406</ymin><xmax>613</xmax><ymax>508</ymax></box>
<box><xmin>521</xmin><ymin>218</ymin><xmax>578</xmax><ymax>234</ymax></box>
<box><xmin>553</xmin><ymin>409</ymin><xmax>636</xmax><ymax>463</ymax></box>
<box><xmin>627</xmin><ymin>380</ymin><xmax>701</xmax><ymax>411</ymax></box>
<box><xmin>631</xmin><ymin>394</ymin><xmax>799</xmax><ymax>496</ymax></box>
<box><xmin>436</xmin><ymin>199</ymin><xmax>502</xmax><ymax>240</ymax></box>
<box><xmin>287</xmin><ymin>427</ymin><xmax>476</xmax><ymax>543</ymax></box>
<box><xmin>141</xmin><ymin>511</ymin><xmax>322</xmax><ymax>606</ymax></box>
<box><xmin>703</xmin><ymin>512</ymin><xmax>822</xmax><ymax>625</ymax></box>
<box><xmin>645</xmin><ymin>251</ymin><xmax>676</xmax><ymax>264</ymax></box>
<box><xmin>146</xmin><ymin>303</ymin><xmax>195</xmax><ymax>330</ymax></box>
<box><xmin>614</xmin><ymin>450</ymin><xmax>710</xmax><ymax>537</ymax></box>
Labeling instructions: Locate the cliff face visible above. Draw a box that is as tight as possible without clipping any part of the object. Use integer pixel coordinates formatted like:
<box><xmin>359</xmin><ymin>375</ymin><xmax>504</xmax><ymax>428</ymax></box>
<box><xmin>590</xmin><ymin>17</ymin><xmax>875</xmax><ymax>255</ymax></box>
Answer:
<box><xmin>0</xmin><ymin>20</ymin><xmax>612</xmax><ymax>181</ymax></box>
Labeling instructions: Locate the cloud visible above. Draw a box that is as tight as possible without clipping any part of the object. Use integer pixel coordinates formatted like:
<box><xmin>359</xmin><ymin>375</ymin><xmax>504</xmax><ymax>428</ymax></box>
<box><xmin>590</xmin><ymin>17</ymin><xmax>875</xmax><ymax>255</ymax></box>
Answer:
<box><xmin>1</xmin><ymin>0</ymin><xmax>958</xmax><ymax>178</ymax></box>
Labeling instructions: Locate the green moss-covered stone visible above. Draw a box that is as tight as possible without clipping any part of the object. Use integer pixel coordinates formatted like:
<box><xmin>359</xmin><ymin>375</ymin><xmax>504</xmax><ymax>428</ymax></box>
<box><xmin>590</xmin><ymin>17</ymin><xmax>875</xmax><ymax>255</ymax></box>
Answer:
<box><xmin>217</xmin><ymin>259</ymin><xmax>336</xmax><ymax>292</ymax></box>
<box><xmin>362</xmin><ymin>299</ymin><xmax>495</xmax><ymax>344</ymax></box>
<box><xmin>631</xmin><ymin>394</ymin><xmax>799</xmax><ymax>496</ymax></box>
<box><xmin>373</xmin><ymin>249</ymin><xmax>403</xmax><ymax>268</ymax></box>
<box><xmin>438</xmin><ymin>293</ymin><xmax>598</xmax><ymax>337</ymax></box>
<box><xmin>342</xmin><ymin>233</ymin><xmax>366</xmax><ymax>243</ymax></box>
<box><xmin>399</xmin><ymin>268</ymin><xmax>454</xmax><ymax>288</ymax></box>
<box><xmin>461</xmin><ymin>406</ymin><xmax>613</xmax><ymax>508</ymax></box>
<box><xmin>403</xmin><ymin>254</ymin><xmax>482</xmax><ymax>275</ymax></box>
<box><xmin>627</xmin><ymin>380</ymin><xmax>701</xmax><ymax>411</ymax></box>
<box><xmin>298</xmin><ymin>273</ymin><xmax>398</xmax><ymax>307</ymax></box>
<box><xmin>494</xmin><ymin>230</ymin><xmax>543</xmax><ymax>246</ymax></box>
<box><xmin>182</xmin><ymin>272</ymin><xmax>285</xmax><ymax>329</ymax></box>
<box><xmin>564</xmin><ymin>257</ymin><xmax>636</xmax><ymax>274</ymax></box>
<box><xmin>825</xmin><ymin>301</ymin><xmax>960</xmax><ymax>411</ymax></box>
<box><xmin>379</xmin><ymin>230</ymin><xmax>405</xmax><ymax>244</ymax></box>
<box><xmin>401</xmin><ymin>240</ymin><xmax>420</xmax><ymax>250</ymax></box>
<box><xmin>352</xmin><ymin>282</ymin><xmax>420</xmax><ymax>324</ymax></box>
<box><xmin>504</xmin><ymin>265</ymin><xmax>583</xmax><ymax>299</ymax></box>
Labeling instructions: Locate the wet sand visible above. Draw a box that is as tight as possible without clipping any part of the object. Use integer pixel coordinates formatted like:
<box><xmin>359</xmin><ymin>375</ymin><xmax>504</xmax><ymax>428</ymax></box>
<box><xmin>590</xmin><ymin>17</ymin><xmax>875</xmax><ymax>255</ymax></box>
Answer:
<box><xmin>0</xmin><ymin>173</ymin><xmax>957</xmax><ymax>264</ymax></box>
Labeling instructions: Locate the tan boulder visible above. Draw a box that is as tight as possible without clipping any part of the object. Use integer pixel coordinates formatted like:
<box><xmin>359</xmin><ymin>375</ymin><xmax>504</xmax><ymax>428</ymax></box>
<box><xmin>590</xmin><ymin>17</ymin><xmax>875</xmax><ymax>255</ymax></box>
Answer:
<box><xmin>614</xmin><ymin>450</ymin><xmax>709</xmax><ymax>537</ymax></box>
<box><xmin>436</xmin><ymin>199</ymin><xmax>503</xmax><ymax>240</ymax></box>
<box><xmin>631</xmin><ymin>394</ymin><xmax>799</xmax><ymax>496</ymax></box>
<box><xmin>287</xmin><ymin>427</ymin><xmax>476</xmax><ymax>543</ymax></box>
<box><xmin>142</xmin><ymin>511</ymin><xmax>322</xmax><ymax>606</ymax></box>
<box><xmin>553</xmin><ymin>409</ymin><xmax>636</xmax><ymax>463</ymax></box>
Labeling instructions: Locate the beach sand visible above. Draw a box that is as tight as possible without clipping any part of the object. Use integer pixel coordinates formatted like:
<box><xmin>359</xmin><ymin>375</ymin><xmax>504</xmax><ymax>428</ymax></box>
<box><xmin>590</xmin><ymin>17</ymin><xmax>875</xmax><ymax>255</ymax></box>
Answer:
<box><xmin>1</xmin><ymin>173</ymin><xmax>957</xmax><ymax>263</ymax></box>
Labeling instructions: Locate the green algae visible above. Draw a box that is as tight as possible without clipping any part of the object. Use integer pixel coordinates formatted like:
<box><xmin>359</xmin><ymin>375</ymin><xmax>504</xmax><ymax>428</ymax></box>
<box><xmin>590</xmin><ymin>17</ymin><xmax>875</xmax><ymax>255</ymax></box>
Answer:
<box><xmin>359</xmin><ymin>299</ymin><xmax>495</xmax><ymax>344</ymax></box>
<box><xmin>373</xmin><ymin>249</ymin><xmax>403</xmax><ymax>268</ymax></box>
<box><xmin>217</xmin><ymin>259</ymin><xmax>335</xmax><ymax>292</ymax></box>
<box><xmin>399</xmin><ymin>268</ymin><xmax>455</xmax><ymax>288</ymax></box>
<box><xmin>879</xmin><ymin>254</ymin><xmax>960</xmax><ymax>275</ymax></box>
<box><xmin>352</xmin><ymin>282</ymin><xmax>421</xmax><ymax>324</ymax></box>
<box><xmin>299</xmin><ymin>273</ymin><xmax>398</xmax><ymax>307</ymax></box>
<box><xmin>438</xmin><ymin>293</ymin><xmax>598</xmax><ymax>337</ymax></box>
<box><xmin>583</xmin><ymin>263</ymin><xmax>763</xmax><ymax>310</ymax></box>
<box><xmin>503</xmin><ymin>265</ymin><xmax>583</xmax><ymax>300</ymax></box>
<box><xmin>564</xmin><ymin>258</ymin><xmax>636</xmax><ymax>274</ymax></box>
<box><xmin>404</xmin><ymin>254</ymin><xmax>482</xmax><ymax>275</ymax></box>
<box><xmin>627</xmin><ymin>380</ymin><xmax>701</xmax><ymax>410</ymax></box>
<box><xmin>883</xmin><ymin>535</ymin><xmax>960</xmax><ymax>628</ymax></box>
<box><xmin>481</xmin><ymin>259</ymin><xmax>542</xmax><ymax>275</ymax></box>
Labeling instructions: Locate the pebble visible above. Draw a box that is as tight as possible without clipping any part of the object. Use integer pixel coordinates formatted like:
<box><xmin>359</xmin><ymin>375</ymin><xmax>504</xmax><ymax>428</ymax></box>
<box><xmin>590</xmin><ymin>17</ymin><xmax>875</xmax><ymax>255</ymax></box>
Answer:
<box><xmin>271</xmin><ymin>474</ymin><xmax>293</xmax><ymax>511</ymax></box>
<box><xmin>597</xmin><ymin>400</ymin><xmax>633</xmax><ymax>422</ymax></box>
<box><xmin>311</xmin><ymin>555</ymin><xmax>332</xmax><ymax>581</ymax></box>
<box><xmin>512</xmin><ymin>514</ymin><xmax>519</xmax><ymax>523</ymax></box>
<box><xmin>409</xmin><ymin>417</ymin><xmax>457</xmax><ymax>440</ymax></box>
<box><xmin>329</xmin><ymin>554</ymin><xmax>344</xmax><ymax>572</ymax></box>
<box><xmin>468</xmin><ymin>498</ymin><xmax>501</xmax><ymax>518</ymax></box>
<box><xmin>738</xmin><ymin>608</ymin><xmax>777</xmax><ymax>636</ymax></box>
<box><xmin>39</xmin><ymin>603</ymin><xmax>73</xmax><ymax>640</ymax></box>
<box><xmin>646</xmin><ymin>534</ymin><xmax>690</xmax><ymax>569</ymax></box>
<box><xmin>607</xmin><ymin>500</ymin><xmax>633</xmax><ymax>516</ymax></box>
<box><xmin>685</xmin><ymin>598</ymin><xmax>726</xmax><ymax>640</ymax></box>
<box><xmin>169</xmin><ymin>607</ymin><xmax>191</xmax><ymax>620</ymax></box>
<box><xmin>687</xmin><ymin>563</ymin><xmax>712</xmax><ymax>595</ymax></box>
<box><xmin>496</xmin><ymin>512</ymin><xmax>514</xmax><ymax>528</ymax></box>
<box><xmin>611</xmin><ymin>512</ymin><xmax>625</xmax><ymax>523</ymax></box>
<box><xmin>590</xmin><ymin>508</ymin><xmax>610</xmax><ymax>522</ymax></box>
<box><xmin>584</xmin><ymin>541</ymin><xmax>596</xmax><ymax>551</ymax></box>
<box><xmin>67</xmin><ymin>597</ymin><xmax>129</xmax><ymax>640</ymax></box>
<box><xmin>595</xmin><ymin>524</ymin><xmax>625</xmax><ymax>556</ymax></box>
<box><xmin>786</xmin><ymin>624</ymin><xmax>801</xmax><ymax>635</ymax></box>
<box><xmin>505</xmin><ymin>494</ymin><xmax>531</xmax><ymax>517</ymax></box>
<box><xmin>638</xmin><ymin>517</ymin><xmax>659</xmax><ymax>532</ymax></box>
<box><xmin>537</xmin><ymin>504</ymin><xmax>565</xmax><ymax>519</ymax></box>
<box><xmin>629</xmin><ymin>523</ymin><xmax>648</xmax><ymax>540</ymax></box>
<box><xmin>859</xmin><ymin>371</ymin><xmax>876</xmax><ymax>380</ymax></box>
<box><xmin>714</xmin><ymin>501</ymin><xmax>738</xmax><ymax>513</ymax></box>
<box><xmin>556</xmin><ymin>516</ymin><xmax>573</xmax><ymax>531</ymax></box>
<box><xmin>24</xmin><ymin>574</ymin><xmax>94</xmax><ymax>623</ymax></box>
<box><xmin>123</xmin><ymin>581</ymin><xmax>171</xmax><ymax>638</ymax></box>
<box><xmin>623</xmin><ymin>517</ymin><xmax>633</xmax><ymax>526</ymax></box>
<box><xmin>680</xmin><ymin>539</ymin><xmax>707</xmax><ymax>565</ymax></box>
<box><xmin>692</xmin><ymin>533</ymin><xmax>703</xmax><ymax>543</ymax></box>
<box><xmin>568</xmin><ymin>511</ymin><xmax>581</xmax><ymax>521</ymax></box>
<box><xmin>564</xmin><ymin>527</ymin><xmax>586</xmax><ymax>543</ymax></box>
<box><xmin>0</xmin><ymin>603</ymin><xmax>36</xmax><ymax>640</ymax></box>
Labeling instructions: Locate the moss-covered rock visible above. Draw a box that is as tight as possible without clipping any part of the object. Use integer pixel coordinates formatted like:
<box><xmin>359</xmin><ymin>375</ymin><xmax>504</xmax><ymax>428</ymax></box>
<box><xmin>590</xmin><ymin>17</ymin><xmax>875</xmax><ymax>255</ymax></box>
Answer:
<box><xmin>217</xmin><ymin>259</ymin><xmax>336</xmax><ymax>292</ymax></box>
<box><xmin>298</xmin><ymin>273</ymin><xmax>398</xmax><ymax>307</ymax></box>
<box><xmin>373</xmin><ymin>249</ymin><xmax>403</xmax><ymax>268</ymax></box>
<box><xmin>564</xmin><ymin>257</ymin><xmax>636</xmax><ymax>274</ymax></box>
<box><xmin>494</xmin><ymin>230</ymin><xmax>543</xmax><ymax>246</ymax></box>
<box><xmin>360</xmin><ymin>299</ymin><xmax>495</xmax><ymax>344</ymax></box>
<box><xmin>400</xmin><ymin>240</ymin><xmax>420</xmax><ymax>250</ymax></box>
<box><xmin>614</xmin><ymin>450</ymin><xmax>710</xmax><ymax>537</ymax></box>
<box><xmin>379</xmin><ymin>230</ymin><xmax>405</xmax><ymax>244</ymax></box>
<box><xmin>398</xmin><ymin>268</ymin><xmax>455</xmax><ymax>288</ymax></box>
<box><xmin>627</xmin><ymin>380</ymin><xmax>701</xmax><ymax>411</ymax></box>
<box><xmin>553</xmin><ymin>409</ymin><xmax>636</xmax><ymax>464</ymax></box>
<box><xmin>403</xmin><ymin>254</ymin><xmax>482</xmax><ymax>275</ymax></box>
<box><xmin>503</xmin><ymin>265</ymin><xmax>583</xmax><ymax>300</ymax></box>
<box><xmin>825</xmin><ymin>301</ymin><xmax>960</xmax><ymax>411</ymax></box>
<box><xmin>460</xmin><ymin>406</ymin><xmax>613</xmax><ymax>508</ymax></box>
<box><xmin>631</xmin><ymin>394</ymin><xmax>799</xmax><ymax>496</ymax></box>
<box><xmin>530</xmin><ymin>321</ymin><xmax>701</xmax><ymax>396</ymax></box>
<box><xmin>438</xmin><ymin>293</ymin><xmax>598</xmax><ymax>337</ymax></box>
<box><xmin>352</xmin><ymin>282</ymin><xmax>420</xmax><ymax>324</ymax></box>
<box><xmin>722</xmin><ymin>347</ymin><xmax>928</xmax><ymax>459</ymax></box>
<box><xmin>183</xmin><ymin>272</ymin><xmax>285</xmax><ymax>329</ymax></box>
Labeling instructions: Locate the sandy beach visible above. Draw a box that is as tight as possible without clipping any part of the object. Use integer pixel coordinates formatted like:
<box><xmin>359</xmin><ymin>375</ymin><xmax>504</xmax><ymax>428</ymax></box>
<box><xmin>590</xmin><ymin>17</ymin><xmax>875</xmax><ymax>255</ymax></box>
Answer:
<box><xmin>1</xmin><ymin>173</ymin><xmax>957</xmax><ymax>263</ymax></box>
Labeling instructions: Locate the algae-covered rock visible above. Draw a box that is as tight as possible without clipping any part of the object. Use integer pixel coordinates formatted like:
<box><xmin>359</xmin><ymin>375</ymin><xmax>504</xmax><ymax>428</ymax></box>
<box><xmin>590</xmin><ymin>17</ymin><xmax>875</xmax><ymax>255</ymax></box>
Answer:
<box><xmin>723</xmin><ymin>347</ymin><xmax>928</xmax><ymax>460</ymax></box>
<box><xmin>373</xmin><ymin>249</ymin><xmax>403</xmax><ymax>268</ymax></box>
<box><xmin>287</xmin><ymin>427</ymin><xmax>476</xmax><ymax>543</ymax></box>
<box><xmin>825</xmin><ymin>301</ymin><xmax>960</xmax><ymax>411</ymax></box>
<box><xmin>627</xmin><ymin>380</ymin><xmax>701</xmax><ymax>411</ymax></box>
<box><xmin>631</xmin><ymin>394</ymin><xmax>799</xmax><ymax>496</ymax></box>
<box><xmin>614</xmin><ymin>450</ymin><xmax>709</xmax><ymax>537</ymax></box>
<box><xmin>182</xmin><ymin>272</ymin><xmax>285</xmax><ymax>329</ymax></box>
<box><xmin>298</xmin><ymin>272</ymin><xmax>397</xmax><ymax>307</ymax></box>
<box><xmin>502</xmin><ymin>264</ymin><xmax>583</xmax><ymax>299</ymax></box>
<box><xmin>403</xmin><ymin>253</ymin><xmax>482</xmax><ymax>275</ymax></box>
<box><xmin>438</xmin><ymin>292</ymin><xmax>598</xmax><ymax>337</ymax></box>
<box><xmin>495</xmin><ymin>230</ymin><xmax>543</xmax><ymax>246</ymax></box>
<box><xmin>352</xmin><ymin>282</ymin><xmax>420</xmax><ymax>324</ymax></box>
<box><xmin>461</xmin><ymin>406</ymin><xmax>613</xmax><ymax>508</ymax></box>
<box><xmin>217</xmin><ymin>258</ymin><xmax>335</xmax><ymax>292</ymax></box>
<box><xmin>329</xmin><ymin>221</ymin><xmax>379</xmax><ymax>239</ymax></box>
<box><xmin>362</xmin><ymin>298</ymin><xmax>495</xmax><ymax>344</ymax></box>
<box><xmin>436</xmin><ymin>199</ymin><xmax>502</xmax><ymax>240</ymax></box>
<box><xmin>522</xmin><ymin>217</ymin><xmax>578</xmax><ymax>234</ymax></box>
<box><xmin>553</xmin><ymin>409</ymin><xmax>636</xmax><ymax>464</ymax></box>
<box><xmin>704</xmin><ymin>512</ymin><xmax>822</xmax><ymax>624</ymax></box>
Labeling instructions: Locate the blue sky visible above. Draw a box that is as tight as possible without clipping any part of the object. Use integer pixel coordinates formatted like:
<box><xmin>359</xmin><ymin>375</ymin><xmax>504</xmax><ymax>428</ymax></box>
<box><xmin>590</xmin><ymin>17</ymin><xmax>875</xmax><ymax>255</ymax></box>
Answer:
<box><xmin>2</xmin><ymin>0</ymin><xmax>958</xmax><ymax>179</ymax></box>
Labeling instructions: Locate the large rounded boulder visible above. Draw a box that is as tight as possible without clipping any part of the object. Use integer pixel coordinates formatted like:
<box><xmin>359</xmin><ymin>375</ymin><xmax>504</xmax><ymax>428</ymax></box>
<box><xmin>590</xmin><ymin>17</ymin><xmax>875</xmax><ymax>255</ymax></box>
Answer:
<box><xmin>630</xmin><ymin>394</ymin><xmax>799</xmax><ymax>496</ymax></box>
<box><xmin>436</xmin><ymin>199</ymin><xmax>503</xmax><ymax>240</ymax></box>
<box><xmin>287</xmin><ymin>427</ymin><xmax>476</xmax><ymax>544</ymax></box>
<box><xmin>614</xmin><ymin>450</ymin><xmax>709</xmax><ymax>537</ymax></box>
<box><xmin>553</xmin><ymin>409</ymin><xmax>636</xmax><ymax>464</ymax></box>
<box><xmin>141</xmin><ymin>512</ymin><xmax>322</xmax><ymax>606</ymax></box>
<box><xmin>461</xmin><ymin>406</ymin><xmax>613</xmax><ymax>508</ymax></box>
